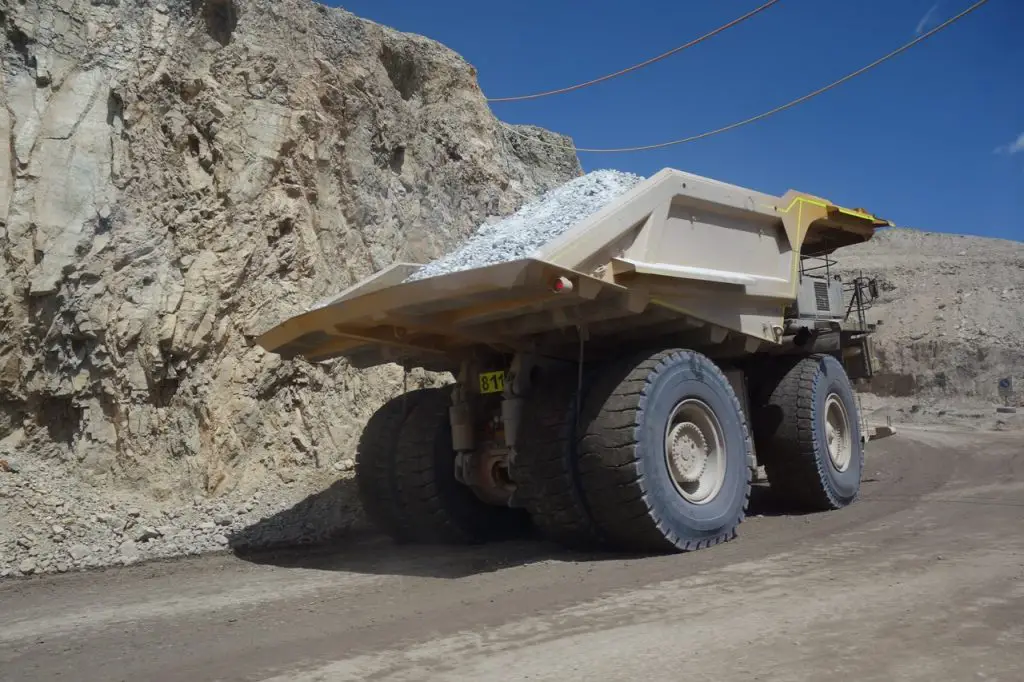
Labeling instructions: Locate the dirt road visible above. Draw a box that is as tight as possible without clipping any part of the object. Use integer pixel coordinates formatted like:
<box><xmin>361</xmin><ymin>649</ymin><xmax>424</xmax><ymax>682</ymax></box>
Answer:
<box><xmin>2</xmin><ymin>426</ymin><xmax>1022</xmax><ymax>681</ymax></box>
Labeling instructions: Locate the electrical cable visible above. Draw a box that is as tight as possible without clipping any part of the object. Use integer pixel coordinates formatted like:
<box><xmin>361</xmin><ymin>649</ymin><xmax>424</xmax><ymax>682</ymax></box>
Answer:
<box><xmin>504</xmin><ymin>0</ymin><xmax>990</xmax><ymax>153</ymax></box>
<box><xmin>486</xmin><ymin>0</ymin><xmax>782</xmax><ymax>102</ymax></box>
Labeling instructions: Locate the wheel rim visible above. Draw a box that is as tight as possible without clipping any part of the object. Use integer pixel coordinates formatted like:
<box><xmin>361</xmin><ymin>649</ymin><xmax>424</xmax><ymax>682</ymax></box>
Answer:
<box><xmin>664</xmin><ymin>399</ymin><xmax>727</xmax><ymax>504</ymax></box>
<box><xmin>824</xmin><ymin>393</ymin><xmax>853</xmax><ymax>472</ymax></box>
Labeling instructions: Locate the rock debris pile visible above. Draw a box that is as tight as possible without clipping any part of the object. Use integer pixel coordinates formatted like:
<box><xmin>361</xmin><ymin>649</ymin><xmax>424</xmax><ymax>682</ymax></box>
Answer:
<box><xmin>0</xmin><ymin>444</ymin><xmax>369</xmax><ymax>577</ymax></box>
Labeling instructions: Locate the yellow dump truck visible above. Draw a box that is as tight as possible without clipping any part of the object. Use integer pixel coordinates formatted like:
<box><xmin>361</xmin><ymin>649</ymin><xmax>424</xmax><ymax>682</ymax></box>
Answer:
<box><xmin>255</xmin><ymin>168</ymin><xmax>889</xmax><ymax>553</ymax></box>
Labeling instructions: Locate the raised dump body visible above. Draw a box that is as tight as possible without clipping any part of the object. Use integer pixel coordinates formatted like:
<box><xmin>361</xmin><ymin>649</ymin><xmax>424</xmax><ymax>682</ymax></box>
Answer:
<box><xmin>254</xmin><ymin>167</ymin><xmax>890</xmax><ymax>556</ymax></box>
<box><xmin>257</xmin><ymin>168</ymin><xmax>886</xmax><ymax>374</ymax></box>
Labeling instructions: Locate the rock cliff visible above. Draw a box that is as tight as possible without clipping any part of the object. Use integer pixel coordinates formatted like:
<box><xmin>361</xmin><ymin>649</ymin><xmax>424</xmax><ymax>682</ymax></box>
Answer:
<box><xmin>2</xmin><ymin>0</ymin><xmax>1020</xmax><ymax>579</ymax></box>
<box><xmin>0</xmin><ymin>0</ymin><xmax>581</xmax><ymax>503</ymax></box>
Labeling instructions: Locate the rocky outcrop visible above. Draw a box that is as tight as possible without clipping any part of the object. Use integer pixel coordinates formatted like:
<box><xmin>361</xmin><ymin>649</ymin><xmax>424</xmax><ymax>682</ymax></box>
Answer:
<box><xmin>0</xmin><ymin>0</ymin><xmax>581</xmax><ymax>504</ymax></box>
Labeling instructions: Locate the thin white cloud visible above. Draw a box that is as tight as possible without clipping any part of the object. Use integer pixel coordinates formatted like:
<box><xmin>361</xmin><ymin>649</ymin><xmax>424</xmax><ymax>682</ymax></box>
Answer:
<box><xmin>915</xmin><ymin>4</ymin><xmax>940</xmax><ymax>35</ymax></box>
<box><xmin>994</xmin><ymin>132</ymin><xmax>1024</xmax><ymax>155</ymax></box>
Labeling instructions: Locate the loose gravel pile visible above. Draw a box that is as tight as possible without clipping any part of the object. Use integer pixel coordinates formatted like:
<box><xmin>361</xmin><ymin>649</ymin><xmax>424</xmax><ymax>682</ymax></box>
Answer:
<box><xmin>407</xmin><ymin>170</ymin><xmax>645</xmax><ymax>281</ymax></box>
<box><xmin>0</xmin><ymin>454</ymin><xmax>363</xmax><ymax>577</ymax></box>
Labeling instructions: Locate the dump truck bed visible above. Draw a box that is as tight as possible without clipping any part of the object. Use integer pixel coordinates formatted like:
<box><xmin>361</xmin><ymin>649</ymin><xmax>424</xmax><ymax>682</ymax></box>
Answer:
<box><xmin>254</xmin><ymin>168</ymin><xmax>888</xmax><ymax>371</ymax></box>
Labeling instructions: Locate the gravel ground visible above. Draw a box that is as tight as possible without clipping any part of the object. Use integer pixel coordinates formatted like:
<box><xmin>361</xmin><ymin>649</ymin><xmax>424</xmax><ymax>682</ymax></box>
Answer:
<box><xmin>5</xmin><ymin>430</ymin><xmax>1024</xmax><ymax>682</ymax></box>
<box><xmin>406</xmin><ymin>170</ymin><xmax>645</xmax><ymax>281</ymax></box>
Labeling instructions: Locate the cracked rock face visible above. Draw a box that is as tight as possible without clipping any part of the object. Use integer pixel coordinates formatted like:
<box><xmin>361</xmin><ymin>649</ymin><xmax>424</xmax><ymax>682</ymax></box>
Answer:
<box><xmin>0</xmin><ymin>0</ymin><xmax>581</xmax><ymax>503</ymax></box>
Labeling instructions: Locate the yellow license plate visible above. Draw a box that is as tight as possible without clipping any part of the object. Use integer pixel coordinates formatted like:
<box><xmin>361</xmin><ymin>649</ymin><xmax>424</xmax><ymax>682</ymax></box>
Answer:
<box><xmin>479</xmin><ymin>370</ymin><xmax>506</xmax><ymax>394</ymax></box>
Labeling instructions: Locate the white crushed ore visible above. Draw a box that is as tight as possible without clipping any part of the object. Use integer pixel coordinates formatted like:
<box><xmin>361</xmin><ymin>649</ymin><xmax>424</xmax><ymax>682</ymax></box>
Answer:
<box><xmin>405</xmin><ymin>169</ymin><xmax>645</xmax><ymax>282</ymax></box>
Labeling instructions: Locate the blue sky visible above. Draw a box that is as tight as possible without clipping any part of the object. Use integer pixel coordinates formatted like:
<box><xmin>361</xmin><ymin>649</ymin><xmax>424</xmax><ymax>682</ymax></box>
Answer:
<box><xmin>329</xmin><ymin>1</ymin><xmax>1022</xmax><ymax>242</ymax></box>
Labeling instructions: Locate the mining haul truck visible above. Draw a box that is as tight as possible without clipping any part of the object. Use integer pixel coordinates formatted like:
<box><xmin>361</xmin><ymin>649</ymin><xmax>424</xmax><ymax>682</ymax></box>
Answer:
<box><xmin>254</xmin><ymin>168</ymin><xmax>888</xmax><ymax>553</ymax></box>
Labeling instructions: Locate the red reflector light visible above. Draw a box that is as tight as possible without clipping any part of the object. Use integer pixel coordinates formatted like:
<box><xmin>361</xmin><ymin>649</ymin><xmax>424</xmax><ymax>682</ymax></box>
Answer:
<box><xmin>550</xmin><ymin>276</ymin><xmax>573</xmax><ymax>293</ymax></box>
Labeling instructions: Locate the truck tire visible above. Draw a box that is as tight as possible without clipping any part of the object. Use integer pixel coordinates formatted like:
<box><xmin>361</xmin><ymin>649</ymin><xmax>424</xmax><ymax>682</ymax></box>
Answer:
<box><xmin>576</xmin><ymin>349</ymin><xmax>752</xmax><ymax>553</ymax></box>
<box><xmin>354</xmin><ymin>388</ymin><xmax>430</xmax><ymax>542</ymax></box>
<box><xmin>752</xmin><ymin>354</ymin><xmax>863</xmax><ymax>511</ymax></box>
<box><xmin>393</xmin><ymin>385</ymin><xmax>529</xmax><ymax>544</ymax></box>
<box><xmin>510</xmin><ymin>368</ymin><xmax>604</xmax><ymax>549</ymax></box>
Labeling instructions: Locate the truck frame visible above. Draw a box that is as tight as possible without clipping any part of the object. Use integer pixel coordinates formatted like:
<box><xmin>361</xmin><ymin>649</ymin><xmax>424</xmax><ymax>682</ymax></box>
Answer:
<box><xmin>255</xmin><ymin>168</ymin><xmax>889</xmax><ymax>552</ymax></box>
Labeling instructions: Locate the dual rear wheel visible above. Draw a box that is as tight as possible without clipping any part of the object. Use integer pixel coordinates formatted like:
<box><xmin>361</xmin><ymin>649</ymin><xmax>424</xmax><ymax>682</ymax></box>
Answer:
<box><xmin>355</xmin><ymin>385</ymin><xmax>527</xmax><ymax>545</ymax></box>
<box><xmin>513</xmin><ymin>349</ymin><xmax>752</xmax><ymax>552</ymax></box>
<box><xmin>356</xmin><ymin>349</ymin><xmax>863</xmax><ymax>552</ymax></box>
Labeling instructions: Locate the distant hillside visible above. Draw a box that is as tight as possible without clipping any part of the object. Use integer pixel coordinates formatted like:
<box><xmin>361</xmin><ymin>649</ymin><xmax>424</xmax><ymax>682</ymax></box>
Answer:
<box><xmin>837</xmin><ymin>228</ymin><xmax>1023</xmax><ymax>401</ymax></box>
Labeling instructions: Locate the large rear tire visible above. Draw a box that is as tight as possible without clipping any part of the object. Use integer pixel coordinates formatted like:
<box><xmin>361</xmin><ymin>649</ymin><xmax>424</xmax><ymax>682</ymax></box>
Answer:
<box><xmin>752</xmin><ymin>354</ymin><xmax>864</xmax><ymax>511</ymax></box>
<box><xmin>511</xmin><ymin>368</ymin><xmax>604</xmax><ymax>549</ymax></box>
<box><xmin>576</xmin><ymin>349</ymin><xmax>752</xmax><ymax>553</ymax></box>
<box><xmin>393</xmin><ymin>385</ymin><xmax>529</xmax><ymax>544</ymax></box>
<box><xmin>354</xmin><ymin>388</ymin><xmax>430</xmax><ymax>542</ymax></box>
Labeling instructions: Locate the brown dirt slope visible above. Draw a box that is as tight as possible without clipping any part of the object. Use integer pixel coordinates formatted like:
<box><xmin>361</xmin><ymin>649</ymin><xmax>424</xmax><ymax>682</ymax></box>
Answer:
<box><xmin>837</xmin><ymin>227</ymin><xmax>1024</xmax><ymax>402</ymax></box>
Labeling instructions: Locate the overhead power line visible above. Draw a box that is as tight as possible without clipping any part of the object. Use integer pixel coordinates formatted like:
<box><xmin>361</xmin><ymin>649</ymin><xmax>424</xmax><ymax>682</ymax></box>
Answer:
<box><xmin>507</xmin><ymin>0</ymin><xmax>990</xmax><ymax>153</ymax></box>
<box><xmin>486</xmin><ymin>0</ymin><xmax>782</xmax><ymax>103</ymax></box>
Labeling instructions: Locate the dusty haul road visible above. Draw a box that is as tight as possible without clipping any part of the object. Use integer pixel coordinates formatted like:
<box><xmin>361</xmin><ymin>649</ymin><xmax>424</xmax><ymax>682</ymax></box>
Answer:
<box><xmin>1</xmin><ymin>426</ymin><xmax>1022</xmax><ymax>681</ymax></box>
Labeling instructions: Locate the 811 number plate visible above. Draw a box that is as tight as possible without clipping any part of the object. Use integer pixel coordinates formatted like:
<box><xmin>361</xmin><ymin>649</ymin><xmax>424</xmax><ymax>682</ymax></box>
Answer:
<box><xmin>478</xmin><ymin>370</ymin><xmax>505</xmax><ymax>394</ymax></box>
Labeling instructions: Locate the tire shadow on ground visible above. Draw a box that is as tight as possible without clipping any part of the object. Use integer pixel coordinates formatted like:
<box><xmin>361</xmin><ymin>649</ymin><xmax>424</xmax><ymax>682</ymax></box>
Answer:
<box><xmin>226</xmin><ymin>479</ymin><xmax>813</xmax><ymax>580</ymax></box>
<box><xmin>226</xmin><ymin>477</ymin><xmax>622</xmax><ymax>579</ymax></box>
<box><xmin>746</xmin><ymin>483</ymin><xmax>816</xmax><ymax>518</ymax></box>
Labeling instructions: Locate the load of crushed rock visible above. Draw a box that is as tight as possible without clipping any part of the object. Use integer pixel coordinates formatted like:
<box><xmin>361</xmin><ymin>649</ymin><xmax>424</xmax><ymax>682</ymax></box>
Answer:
<box><xmin>406</xmin><ymin>170</ymin><xmax>645</xmax><ymax>281</ymax></box>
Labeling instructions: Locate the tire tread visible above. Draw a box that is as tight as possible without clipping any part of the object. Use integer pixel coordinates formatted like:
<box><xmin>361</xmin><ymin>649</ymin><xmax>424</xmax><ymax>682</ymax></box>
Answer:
<box><xmin>578</xmin><ymin>349</ymin><xmax>752</xmax><ymax>553</ymax></box>
<box><xmin>354</xmin><ymin>389</ymin><xmax>428</xmax><ymax>541</ymax></box>
<box><xmin>511</xmin><ymin>370</ymin><xmax>604</xmax><ymax>549</ymax></box>
<box><xmin>754</xmin><ymin>354</ymin><xmax>860</xmax><ymax>511</ymax></box>
<box><xmin>394</xmin><ymin>386</ymin><xmax>526</xmax><ymax>544</ymax></box>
